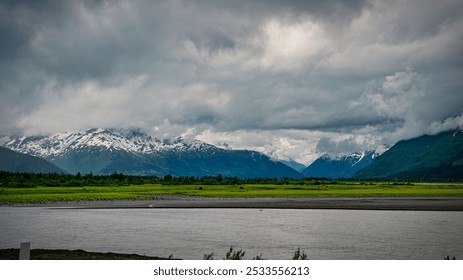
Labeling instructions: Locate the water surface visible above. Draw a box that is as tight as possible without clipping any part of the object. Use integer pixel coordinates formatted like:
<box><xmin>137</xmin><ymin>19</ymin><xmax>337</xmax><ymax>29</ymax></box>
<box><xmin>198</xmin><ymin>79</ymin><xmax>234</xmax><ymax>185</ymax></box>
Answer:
<box><xmin>0</xmin><ymin>208</ymin><xmax>461</xmax><ymax>259</ymax></box>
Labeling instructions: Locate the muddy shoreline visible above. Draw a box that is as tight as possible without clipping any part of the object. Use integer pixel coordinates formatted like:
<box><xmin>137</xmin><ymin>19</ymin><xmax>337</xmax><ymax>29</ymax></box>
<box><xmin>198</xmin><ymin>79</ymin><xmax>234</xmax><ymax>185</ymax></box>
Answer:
<box><xmin>0</xmin><ymin>248</ymin><xmax>173</xmax><ymax>260</ymax></box>
<box><xmin>4</xmin><ymin>196</ymin><xmax>463</xmax><ymax>211</ymax></box>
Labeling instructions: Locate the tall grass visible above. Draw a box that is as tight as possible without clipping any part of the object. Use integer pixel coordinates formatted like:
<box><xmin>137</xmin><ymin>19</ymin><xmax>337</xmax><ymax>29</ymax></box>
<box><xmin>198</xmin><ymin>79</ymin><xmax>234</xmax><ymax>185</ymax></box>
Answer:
<box><xmin>1</xmin><ymin>182</ymin><xmax>462</xmax><ymax>203</ymax></box>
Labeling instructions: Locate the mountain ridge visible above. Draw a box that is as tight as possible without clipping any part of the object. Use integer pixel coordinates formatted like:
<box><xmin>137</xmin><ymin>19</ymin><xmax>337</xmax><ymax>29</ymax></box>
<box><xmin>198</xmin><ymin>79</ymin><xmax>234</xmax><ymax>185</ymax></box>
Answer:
<box><xmin>3</xmin><ymin>128</ymin><xmax>217</xmax><ymax>158</ymax></box>
<box><xmin>2</xmin><ymin>128</ymin><xmax>302</xmax><ymax>179</ymax></box>
<box><xmin>355</xmin><ymin>130</ymin><xmax>463</xmax><ymax>179</ymax></box>
<box><xmin>4</xmin><ymin>128</ymin><xmax>462</xmax><ymax>179</ymax></box>
<box><xmin>280</xmin><ymin>159</ymin><xmax>307</xmax><ymax>173</ymax></box>
<box><xmin>301</xmin><ymin>150</ymin><xmax>381</xmax><ymax>179</ymax></box>
<box><xmin>0</xmin><ymin>147</ymin><xmax>66</xmax><ymax>174</ymax></box>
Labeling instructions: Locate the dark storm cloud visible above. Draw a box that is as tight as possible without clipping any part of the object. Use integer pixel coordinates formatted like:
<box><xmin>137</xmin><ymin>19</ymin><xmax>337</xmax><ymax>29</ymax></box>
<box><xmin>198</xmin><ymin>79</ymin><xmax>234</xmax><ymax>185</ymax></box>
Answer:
<box><xmin>0</xmin><ymin>7</ymin><xmax>31</xmax><ymax>61</ymax></box>
<box><xmin>1</xmin><ymin>0</ymin><xmax>462</xmax><ymax>162</ymax></box>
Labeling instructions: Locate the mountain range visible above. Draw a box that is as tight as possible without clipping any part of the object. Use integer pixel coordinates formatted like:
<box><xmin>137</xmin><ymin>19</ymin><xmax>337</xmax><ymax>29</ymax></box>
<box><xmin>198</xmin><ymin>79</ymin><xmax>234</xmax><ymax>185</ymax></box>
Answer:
<box><xmin>1</xmin><ymin>128</ymin><xmax>462</xmax><ymax>179</ymax></box>
<box><xmin>1</xmin><ymin>128</ymin><xmax>302</xmax><ymax>179</ymax></box>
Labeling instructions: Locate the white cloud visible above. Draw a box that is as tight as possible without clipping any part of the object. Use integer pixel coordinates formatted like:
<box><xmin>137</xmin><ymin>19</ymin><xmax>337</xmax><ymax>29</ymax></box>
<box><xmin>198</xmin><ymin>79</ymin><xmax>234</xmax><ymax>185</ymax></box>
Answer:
<box><xmin>17</xmin><ymin>75</ymin><xmax>148</xmax><ymax>135</ymax></box>
<box><xmin>196</xmin><ymin>128</ymin><xmax>382</xmax><ymax>165</ymax></box>
<box><xmin>179</xmin><ymin>17</ymin><xmax>329</xmax><ymax>73</ymax></box>
<box><xmin>259</xmin><ymin>18</ymin><xmax>328</xmax><ymax>71</ymax></box>
<box><xmin>322</xmin><ymin>0</ymin><xmax>463</xmax><ymax>74</ymax></box>
<box><xmin>359</xmin><ymin>69</ymin><xmax>427</xmax><ymax>118</ymax></box>
<box><xmin>428</xmin><ymin>114</ymin><xmax>463</xmax><ymax>135</ymax></box>
<box><xmin>197</xmin><ymin>129</ymin><xmax>324</xmax><ymax>165</ymax></box>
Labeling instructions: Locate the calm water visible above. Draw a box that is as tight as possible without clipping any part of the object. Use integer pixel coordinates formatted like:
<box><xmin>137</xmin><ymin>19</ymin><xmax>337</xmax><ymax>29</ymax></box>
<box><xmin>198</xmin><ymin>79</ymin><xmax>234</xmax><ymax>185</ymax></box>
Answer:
<box><xmin>0</xmin><ymin>207</ymin><xmax>462</xmax><ymax>259</ymax></box>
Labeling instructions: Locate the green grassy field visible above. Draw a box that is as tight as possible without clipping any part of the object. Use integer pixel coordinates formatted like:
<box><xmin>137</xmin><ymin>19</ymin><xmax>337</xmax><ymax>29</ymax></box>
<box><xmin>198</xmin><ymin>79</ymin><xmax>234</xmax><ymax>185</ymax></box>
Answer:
<box><xmin>1</xmin><ymin>182</ymin><xmax>463</xmax><ymax>204</ymax></box>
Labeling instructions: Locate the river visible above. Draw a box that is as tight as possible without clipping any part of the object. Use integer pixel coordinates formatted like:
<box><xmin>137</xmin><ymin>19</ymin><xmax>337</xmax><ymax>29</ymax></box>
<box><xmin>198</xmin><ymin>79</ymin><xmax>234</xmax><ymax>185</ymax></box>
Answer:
<box><xmin>0</xmin><ymin>207</ymin><xmax>461</xmax><ymax>259</ymax></box>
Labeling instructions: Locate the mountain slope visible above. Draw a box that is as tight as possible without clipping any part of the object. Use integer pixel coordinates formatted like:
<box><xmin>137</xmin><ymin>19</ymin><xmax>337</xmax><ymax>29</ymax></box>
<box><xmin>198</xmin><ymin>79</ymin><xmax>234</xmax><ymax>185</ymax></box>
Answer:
<box><xmin>280</xmin><ymin>159</ymin><xmax>306</xmax><ymax>173</ymax></box>
<box><xmin>0</xmin><ymin>147</ymin><xmax>65</xmax><ymax>173</ymax></box>
<box><xmin>302</xmin><ymin>151</ymin><xmax>378</xmax><ymax>178</ymax></box>
<box><xmin>355</xmin><ymin>130</ymin><xmax>463</xmax><ymax>179</ymax></box>
<box><xmin>2</xmin><ymin>129</ymin><xmax>302</xmax><ymax>178</ymax></box>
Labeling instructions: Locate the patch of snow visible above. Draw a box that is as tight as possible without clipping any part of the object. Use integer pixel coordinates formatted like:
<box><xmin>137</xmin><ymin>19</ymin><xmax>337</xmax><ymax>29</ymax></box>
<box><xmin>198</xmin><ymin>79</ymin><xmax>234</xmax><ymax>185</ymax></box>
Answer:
<box><xmin>2</xmin><ymin>128</ymin><xmax>216</xmax><ymax>158</ymax></box>
<box><xmin>351</xmin><ymin>151</ymin><xmax>366</xmax><ymax>166</ymax></box>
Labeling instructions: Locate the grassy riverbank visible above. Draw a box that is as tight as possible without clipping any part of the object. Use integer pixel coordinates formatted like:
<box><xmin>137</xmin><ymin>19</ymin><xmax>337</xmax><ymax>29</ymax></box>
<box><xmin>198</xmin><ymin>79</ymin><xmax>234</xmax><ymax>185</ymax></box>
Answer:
<box><xmin>1</xmin><ymin>182</ymin><xmax>463</xmax><ymax>204</ymax></box>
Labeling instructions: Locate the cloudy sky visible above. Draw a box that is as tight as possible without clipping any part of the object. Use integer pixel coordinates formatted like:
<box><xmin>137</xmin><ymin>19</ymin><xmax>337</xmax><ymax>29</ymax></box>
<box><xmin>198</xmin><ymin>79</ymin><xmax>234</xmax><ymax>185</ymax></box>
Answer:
<box><xmin>1</xmin><ymin>0</ymin><xmax>463</xmax><ymax>164</ymax></box>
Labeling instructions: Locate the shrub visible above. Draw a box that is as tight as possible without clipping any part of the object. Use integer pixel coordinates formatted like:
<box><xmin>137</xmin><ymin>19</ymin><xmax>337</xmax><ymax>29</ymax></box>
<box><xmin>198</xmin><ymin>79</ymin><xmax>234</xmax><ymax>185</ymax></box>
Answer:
<box><xmin>292</xmin><ymin>248</ymin><xmax>308</xmax><ymax>260</ymax></box>
<box><xmin>203</xmin><ymin>252</ymin><xmax>214</xmax><ymax>260</ymax></box>
<box><xmin>224</xmin><ymin>246</ymin><xmax>245</xmax><ymax>260</ymax></box>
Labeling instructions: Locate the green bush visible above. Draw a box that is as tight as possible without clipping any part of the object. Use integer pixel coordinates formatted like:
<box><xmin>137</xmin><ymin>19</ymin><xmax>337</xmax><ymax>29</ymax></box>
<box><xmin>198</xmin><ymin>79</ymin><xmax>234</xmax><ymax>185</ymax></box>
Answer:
<box><xmin>224</xmin><ymin>246</ymin><xmax>245</xmax><ymax>260</ymax></box>
<box><xmin>292</xmin><ymin>248</ymin><xmax>308</xmax><ymax>260</ymax></box>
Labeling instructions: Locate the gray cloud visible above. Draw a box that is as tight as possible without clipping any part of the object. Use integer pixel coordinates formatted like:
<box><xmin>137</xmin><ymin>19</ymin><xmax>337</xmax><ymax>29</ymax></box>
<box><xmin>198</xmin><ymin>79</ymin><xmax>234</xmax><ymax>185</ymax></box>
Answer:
<box><xmin>316</xmin><ymin>137</ymin><xmax>363</xmax><ymax>155</ymax></box>
<box><xmin>1</xmin><ymin>0</ymin><xmax>462</xmax><ymax>163</ymax></box>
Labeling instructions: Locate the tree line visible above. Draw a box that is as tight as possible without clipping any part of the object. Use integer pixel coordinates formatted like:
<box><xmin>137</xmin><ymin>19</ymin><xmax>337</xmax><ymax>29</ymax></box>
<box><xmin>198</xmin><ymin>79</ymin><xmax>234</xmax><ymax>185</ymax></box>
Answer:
<box><xmin>0</xmin><ymin>171</ymin><xmax>320</xmax><ymax>188</ymax></box>
<box><xmin>0</xmin><ymin>171</ymin><xmax>459</xmax><ymax>188</ymax></box>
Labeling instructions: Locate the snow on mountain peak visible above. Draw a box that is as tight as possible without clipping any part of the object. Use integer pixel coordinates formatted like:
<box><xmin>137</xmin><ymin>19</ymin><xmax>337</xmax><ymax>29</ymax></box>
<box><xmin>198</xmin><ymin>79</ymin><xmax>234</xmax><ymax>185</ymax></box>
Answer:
<box><xmin>318</xmin><ymin>150</ymin><xmax>381</xmax><ymax>168</ymax></box>
<box><xmin>322</xmin><ymin>151</ymin><xmax>363</xmax><ymax>161</ymax></box>
<box><xmin>2</xmin><ymin>128</ymin><xmax>215</xmax><ymax>158</ymax></box>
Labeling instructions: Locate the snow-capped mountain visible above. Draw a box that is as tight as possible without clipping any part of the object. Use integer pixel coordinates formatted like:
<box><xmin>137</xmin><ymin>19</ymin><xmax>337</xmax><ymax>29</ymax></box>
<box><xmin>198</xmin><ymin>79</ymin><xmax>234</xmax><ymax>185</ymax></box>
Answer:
<box><xmin>4</xmin><ymin>128</ymin><xmax>215</xmax><ymax>158</ymax></box>
<box><xmin>301</xmin><ymin>150</ymin><xmax>382</xmax><ymax>179</ymax></box>
<box><xmin>2</xmin><ymin>128</ymin><xmax>303</xmax><ymax>178</ymax></box>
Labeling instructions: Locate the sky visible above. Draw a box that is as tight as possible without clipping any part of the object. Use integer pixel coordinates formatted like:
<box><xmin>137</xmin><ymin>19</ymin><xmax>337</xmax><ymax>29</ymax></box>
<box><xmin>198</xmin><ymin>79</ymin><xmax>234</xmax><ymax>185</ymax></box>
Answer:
<box><xmin>1</xmin><ymin>0</ymin><xmax>463</xmax><ymax>165</ymax></box>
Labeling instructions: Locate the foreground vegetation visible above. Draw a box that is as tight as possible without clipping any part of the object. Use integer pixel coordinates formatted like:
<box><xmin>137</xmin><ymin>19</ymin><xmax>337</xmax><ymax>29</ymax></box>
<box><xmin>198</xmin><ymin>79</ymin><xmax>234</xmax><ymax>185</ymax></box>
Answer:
<box><xmin>0</xmin><ymin>247</ymin><xmax>306</xmax><ymax>260</ymax></box>
<box><xmin>0</xmin><ymin>247</ymin><xmax>456</xmax><ymax>260</ymax></box>
<box><xmin>1</xmin><ymin>172</ymin><xmax>462</xmax><ymax>204</ymax></box>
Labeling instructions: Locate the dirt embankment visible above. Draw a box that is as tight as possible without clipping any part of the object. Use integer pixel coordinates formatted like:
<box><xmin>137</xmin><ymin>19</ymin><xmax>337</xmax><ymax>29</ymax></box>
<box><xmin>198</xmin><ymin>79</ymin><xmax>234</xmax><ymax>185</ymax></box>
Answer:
<box><xmin>0</xmin><ymin>248</ymin><xmax>173</xmax><ymax>260</ymax></box>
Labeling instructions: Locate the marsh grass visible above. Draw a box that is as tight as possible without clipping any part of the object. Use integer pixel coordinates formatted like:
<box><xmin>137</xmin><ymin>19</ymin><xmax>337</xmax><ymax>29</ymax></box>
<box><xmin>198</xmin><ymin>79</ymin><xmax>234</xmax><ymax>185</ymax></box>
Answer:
<box><xmin>1</xmin><ymin>182</ymin><xmax>462</xmax><ymax>203</ymax></box>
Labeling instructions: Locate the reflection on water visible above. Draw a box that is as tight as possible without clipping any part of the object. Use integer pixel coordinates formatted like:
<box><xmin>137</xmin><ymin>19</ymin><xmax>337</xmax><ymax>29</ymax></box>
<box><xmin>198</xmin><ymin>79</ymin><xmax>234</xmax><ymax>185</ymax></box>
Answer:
<box><xmin>0</xmin><ymin>208</ymin><xmax>462</xmax><ymax>259</ymax></box>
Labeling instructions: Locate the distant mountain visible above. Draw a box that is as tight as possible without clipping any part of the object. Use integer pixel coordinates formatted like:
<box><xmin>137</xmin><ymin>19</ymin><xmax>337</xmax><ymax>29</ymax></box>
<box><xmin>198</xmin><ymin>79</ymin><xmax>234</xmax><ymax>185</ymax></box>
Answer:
<box><xmin>355</xmin><ymin>130</ymin><xmax>463</xmax><ymax>179</ymax></box>
<box><xmin>280</xmin><ymin>159</ymin><xmax>306</xmax><ymax>173</ymax></box>
<box><xmin>302</xmin><ymin>150</ymin><xmax>380</xmax><ymax>179</ymax></box>
<box><xmin>0</xmin><ymin>147</ymin><xmax>65</xmax><ymax>173</ymax></box>
<box><xmin>2</xmin><ymin>128</ymin><xmax>302</xmax><ymax>178</ymax></box>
